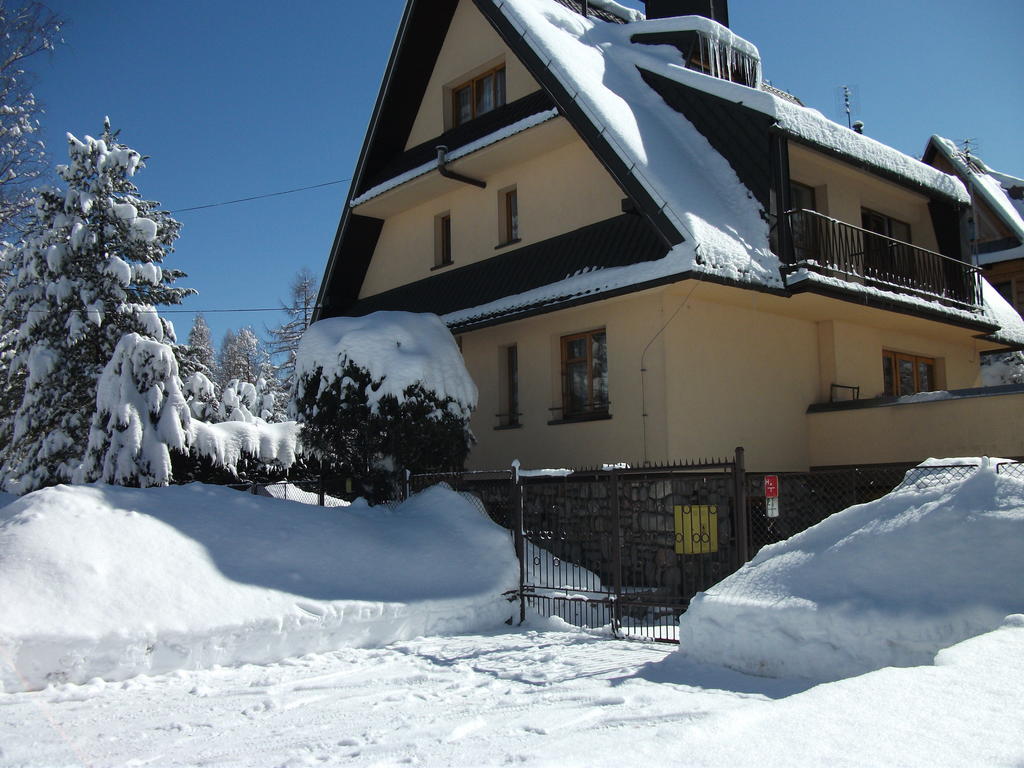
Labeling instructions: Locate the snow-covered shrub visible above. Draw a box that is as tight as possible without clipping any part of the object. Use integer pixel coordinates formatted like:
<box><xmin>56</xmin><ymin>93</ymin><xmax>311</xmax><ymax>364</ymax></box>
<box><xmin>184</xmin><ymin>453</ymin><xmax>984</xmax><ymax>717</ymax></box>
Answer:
<box><xmin>76</xmin><ymin>333</ymin><xmax>190</xmax><ymax>487</ymax></box>
<box><xmin>292</xmin><ymin>312</ymin><xmax>476</xmax><ymax>503</ymax></box>
<box><xmin>182</xmin><ymin>371</ymin><xmax>218</xmax><ymax>421</ymax></box>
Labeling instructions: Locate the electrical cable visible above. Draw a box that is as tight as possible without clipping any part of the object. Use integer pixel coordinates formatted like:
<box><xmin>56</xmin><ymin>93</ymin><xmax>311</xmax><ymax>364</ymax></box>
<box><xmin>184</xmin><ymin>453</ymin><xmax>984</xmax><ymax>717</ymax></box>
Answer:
<box><xmin>170</xmin><ymin>179</ymin><xmax>351</xmax><ymax>213</ymax></box>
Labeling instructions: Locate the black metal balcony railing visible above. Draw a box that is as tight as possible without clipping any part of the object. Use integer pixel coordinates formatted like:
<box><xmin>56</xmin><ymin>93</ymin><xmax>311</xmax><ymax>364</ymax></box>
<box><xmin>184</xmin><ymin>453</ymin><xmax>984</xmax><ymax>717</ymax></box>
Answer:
<box><xmin>782</xmin><ymin>209</ymin><xmax>983</xmax><ymax>311</ymax></box>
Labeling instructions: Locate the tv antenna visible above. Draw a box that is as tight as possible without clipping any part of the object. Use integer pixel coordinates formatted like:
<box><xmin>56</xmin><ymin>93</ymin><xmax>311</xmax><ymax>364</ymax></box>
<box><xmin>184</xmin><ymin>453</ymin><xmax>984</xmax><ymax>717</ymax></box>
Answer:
<box><xmin>835</xmin><ymin>85</ymin><xmax>860</xmax><ymax>129</ymax></box>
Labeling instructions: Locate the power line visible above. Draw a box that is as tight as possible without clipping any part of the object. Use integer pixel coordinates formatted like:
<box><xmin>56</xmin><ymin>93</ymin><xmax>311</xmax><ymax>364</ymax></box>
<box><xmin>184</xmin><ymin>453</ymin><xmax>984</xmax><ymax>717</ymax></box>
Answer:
<box><xmin>170</xmin><ymin>179</ymin><xmax>351</xmax><ymax>213</ymax></box>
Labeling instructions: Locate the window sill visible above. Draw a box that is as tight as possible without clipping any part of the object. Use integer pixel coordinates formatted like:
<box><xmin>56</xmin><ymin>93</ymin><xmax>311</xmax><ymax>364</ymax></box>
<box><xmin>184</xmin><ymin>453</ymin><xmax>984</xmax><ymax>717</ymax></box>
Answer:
<box><xmin>547</xmin><ymin>412</ymin><xmax>611</xmax><ymax>426</ymax></box>
<box><xmin>495</xmin><ymin>238</ymin><xmax>521</xmax><ymax>250</ymax></box>
<box><xmin>494</xmin><ymin>423</ymin><xmax>522</xmax><ymax>431</ymax></box>
<box><xmin>430</xmin><ymin>261</ymin><xmax>454</xmax><ymax>272</ymax></box>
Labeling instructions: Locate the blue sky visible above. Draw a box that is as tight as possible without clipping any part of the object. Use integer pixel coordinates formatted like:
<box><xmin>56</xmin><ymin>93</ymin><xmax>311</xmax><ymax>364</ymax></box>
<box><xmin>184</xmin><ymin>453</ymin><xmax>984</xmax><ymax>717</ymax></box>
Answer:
<box><xmin>35</xmin><ymin>0</ymin><xmax>1023</xmax><ymax>350</ymax></box>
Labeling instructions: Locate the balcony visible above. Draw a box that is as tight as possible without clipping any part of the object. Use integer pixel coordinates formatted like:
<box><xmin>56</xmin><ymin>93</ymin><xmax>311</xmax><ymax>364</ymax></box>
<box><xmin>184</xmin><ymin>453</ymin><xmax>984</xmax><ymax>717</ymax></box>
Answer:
<box><xmin>781</xmin><ymin>209</ymin><xmax>982</xmax><ymax>311</ymax></box>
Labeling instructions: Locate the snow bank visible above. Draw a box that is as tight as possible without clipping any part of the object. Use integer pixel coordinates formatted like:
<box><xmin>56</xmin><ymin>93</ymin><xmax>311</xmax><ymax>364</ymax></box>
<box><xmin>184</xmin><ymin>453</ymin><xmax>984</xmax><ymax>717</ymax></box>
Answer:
<box><xmin>296</xmin><ymin>311</ymin><xmax>477</xmax><ymax>414</ymax></box>
<box><xmin>0</xmin><ymin>483</ymin><xmax>518</xmax><ymax>691</ymax></box>
<box><xmin>678</xmin><ymin>458</ymin><xmax>1024</xmax><ymax>681</ymax></box>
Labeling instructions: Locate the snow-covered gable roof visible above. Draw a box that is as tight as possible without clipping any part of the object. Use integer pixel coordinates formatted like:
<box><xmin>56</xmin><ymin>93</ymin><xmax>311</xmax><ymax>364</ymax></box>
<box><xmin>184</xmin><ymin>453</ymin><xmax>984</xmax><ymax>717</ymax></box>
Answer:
<box><xmin>928</xmin><ymin>135</ymin><xmax>1024</xmax><ymax>266</ymax></box>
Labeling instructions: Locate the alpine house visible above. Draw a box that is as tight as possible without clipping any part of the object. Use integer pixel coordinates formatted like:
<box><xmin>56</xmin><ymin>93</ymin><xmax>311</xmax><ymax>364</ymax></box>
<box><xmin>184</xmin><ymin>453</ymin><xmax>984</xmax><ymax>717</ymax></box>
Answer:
<box><xmin>314</xmin><ymin>0</ymin><xmax>1024</xmax><ymax>471</ymax></box>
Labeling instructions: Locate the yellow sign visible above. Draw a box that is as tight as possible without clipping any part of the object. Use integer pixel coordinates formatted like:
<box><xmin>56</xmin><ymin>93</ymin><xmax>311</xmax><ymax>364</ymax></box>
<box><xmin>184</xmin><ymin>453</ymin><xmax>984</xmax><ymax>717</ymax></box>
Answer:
<box><xmin>674</xmin><ymin>505</ymin><xmax>718</xmax><ymax>554</ymax></box>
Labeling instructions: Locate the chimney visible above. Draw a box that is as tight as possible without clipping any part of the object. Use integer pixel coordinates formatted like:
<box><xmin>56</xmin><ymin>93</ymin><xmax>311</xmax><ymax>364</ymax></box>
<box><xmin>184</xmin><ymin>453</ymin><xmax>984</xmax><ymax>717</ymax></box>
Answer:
<box><xmin>644</xmin><ymin>0</ymin><xmax>729</xmax><ymax>27</ymax></box>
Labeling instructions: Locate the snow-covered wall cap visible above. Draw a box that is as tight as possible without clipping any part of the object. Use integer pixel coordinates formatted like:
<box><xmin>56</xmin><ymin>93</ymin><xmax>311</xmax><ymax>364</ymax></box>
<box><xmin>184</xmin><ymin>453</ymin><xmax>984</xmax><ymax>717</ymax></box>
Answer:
<box><xmin>930</xmin><ymin>135</ymin><xmax>1024</xmax><ymax>242</ymax></box>
<box><xmin>296</xmin><ymin>311</ymin><xmax>478</xmax><ymax>411</ymax></box>
<box><xmin>631</xmin><ymin>15</ymin><xmax>760</xmax><ymax>61</ymax></box>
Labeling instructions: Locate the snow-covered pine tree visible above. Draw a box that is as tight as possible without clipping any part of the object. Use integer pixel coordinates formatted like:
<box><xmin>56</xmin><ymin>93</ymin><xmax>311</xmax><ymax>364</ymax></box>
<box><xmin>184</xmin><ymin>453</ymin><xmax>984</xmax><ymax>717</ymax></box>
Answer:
<box><xmin>179</xmin><ymin>311</ymin><xmax>216</xmax><ymax>380</ymax></box>
<box><xmin>0</xmin><ymin>119</ymin><xmax>193</xmax><ymax>492</ymax></box>
<box><xmin>76</xmin><ymin>333</ymin><xmax>191</xmax><ymax>487</ymax></box>
<box><xmin>267</xmin><ymin>267</ymin><xmax>317</xmax><ymax>395</ymax></box>
<box><xmin>217</xmin><ymin>326</ymin><xmax>265</xmax><ymax>388</ymax></box>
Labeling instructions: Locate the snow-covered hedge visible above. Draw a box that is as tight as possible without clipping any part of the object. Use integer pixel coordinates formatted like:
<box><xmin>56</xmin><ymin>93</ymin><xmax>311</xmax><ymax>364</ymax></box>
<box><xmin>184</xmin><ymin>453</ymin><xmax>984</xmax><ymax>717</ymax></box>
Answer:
<box><xmin>678</xmin><ymin>458</ymin><xmax>1024</xmax><ymax>681</ymax></box>
<box><xmin>0</xmin><ymin>483</ymin><xmax>518</xmax><ymax>691</ymax></box>
<box><xmin>293</xmin><ymin>312</ymin><xmax>477</xmax><ymax>501</ymax></box>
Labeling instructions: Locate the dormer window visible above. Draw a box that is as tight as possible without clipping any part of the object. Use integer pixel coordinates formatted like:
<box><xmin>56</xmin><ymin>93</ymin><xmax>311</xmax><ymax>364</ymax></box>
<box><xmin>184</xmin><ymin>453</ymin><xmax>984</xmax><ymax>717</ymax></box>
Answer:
<box><xmin>452</xmin><ymin>65</ymin><xmax>506</xmax><ymax>128</ymax></box>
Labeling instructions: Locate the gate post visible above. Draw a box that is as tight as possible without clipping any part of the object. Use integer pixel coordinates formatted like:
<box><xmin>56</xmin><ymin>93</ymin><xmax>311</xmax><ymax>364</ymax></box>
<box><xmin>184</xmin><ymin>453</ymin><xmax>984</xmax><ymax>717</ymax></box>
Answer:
<box><xmin>733</xmin><ymin>447</ymin><xmax>749</xmax><ymax>567</ymax></box>
<box><xmin>610</xmin><ymin>468</ymin><xmax>623</xmax><ymax>637</ymax></box>
<box><xmin>511</xmin><ymin>460</ymin><xmax>526</xmax><ymax>624</ymax></box>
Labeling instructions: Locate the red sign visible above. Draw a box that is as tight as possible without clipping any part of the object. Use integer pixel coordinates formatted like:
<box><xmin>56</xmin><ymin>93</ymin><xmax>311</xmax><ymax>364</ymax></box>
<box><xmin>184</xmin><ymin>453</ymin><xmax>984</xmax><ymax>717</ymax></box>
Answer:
<box><xmin>764</xmin><ymin>475</ymin><xmax>779</xmax><ymax>499</ymax></box>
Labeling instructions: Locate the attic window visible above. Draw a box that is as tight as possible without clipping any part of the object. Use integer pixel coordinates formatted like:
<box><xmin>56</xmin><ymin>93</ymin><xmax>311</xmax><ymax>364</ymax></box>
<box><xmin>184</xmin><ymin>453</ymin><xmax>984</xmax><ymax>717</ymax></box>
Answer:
<box><xmin>686</xmin><ymin>32</ymin><xmax>759</xmax><ymax>88</ymax></box>
<box><xmin>452</xmin><ymin>66</ymin><xmax>506</xmax><ymax>128</ymax></box>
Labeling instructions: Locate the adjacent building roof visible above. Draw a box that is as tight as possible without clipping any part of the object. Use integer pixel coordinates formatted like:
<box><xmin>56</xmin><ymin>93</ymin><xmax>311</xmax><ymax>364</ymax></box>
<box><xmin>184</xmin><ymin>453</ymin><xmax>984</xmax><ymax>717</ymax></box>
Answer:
<box><xmin>925</xmin><ymin>135</ymin><xmax>1024</xmax><ymax>267</ymax></box>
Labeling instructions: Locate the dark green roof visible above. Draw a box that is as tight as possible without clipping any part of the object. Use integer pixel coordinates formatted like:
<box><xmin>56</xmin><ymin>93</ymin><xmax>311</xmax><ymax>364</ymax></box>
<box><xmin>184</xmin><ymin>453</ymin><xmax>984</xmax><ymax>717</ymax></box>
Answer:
<box><xmin>344</xmin><ymin>213</ymin><xmax>668</xmax><ymax>327</ymax></box>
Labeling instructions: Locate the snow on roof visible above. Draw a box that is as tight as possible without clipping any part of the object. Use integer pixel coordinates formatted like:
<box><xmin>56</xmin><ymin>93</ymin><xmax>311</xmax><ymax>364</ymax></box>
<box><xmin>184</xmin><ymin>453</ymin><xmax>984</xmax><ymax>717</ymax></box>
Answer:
<box><xmin>494</xmin><ymin>0</ymin><xmax>782</xmax><ymax>289</ymax></box>
<box><xmin>980</xmin><ymin>279</ymin><xmax>1024</xmax><ymax>347</ymax></box>
<box><xmin>929</xmin><ymin>135</ymin><xmax>1024</xmax><ymax>265</ymax></box>
<box><xmin>351</xmin><ymin>108</ymin><xmax>560</xmax><ymax>206</ymax></box>
<box><xmin>631</xmin><ymin>43</ymin><xmax>968</xmax><ymax>203</ymax></box>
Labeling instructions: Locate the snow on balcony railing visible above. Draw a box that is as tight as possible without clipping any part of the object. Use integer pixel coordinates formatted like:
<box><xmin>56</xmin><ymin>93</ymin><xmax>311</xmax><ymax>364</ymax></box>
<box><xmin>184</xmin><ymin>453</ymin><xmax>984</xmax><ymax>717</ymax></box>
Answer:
<box><xmin>782</xmin><ymin>209</ymin><xmax>982</xmax><ymax>311</ymax></box>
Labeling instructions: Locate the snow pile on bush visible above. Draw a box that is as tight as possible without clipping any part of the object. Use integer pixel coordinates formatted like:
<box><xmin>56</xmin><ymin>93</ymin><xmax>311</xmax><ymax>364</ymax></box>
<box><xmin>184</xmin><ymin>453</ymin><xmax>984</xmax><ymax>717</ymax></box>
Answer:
<box><xmin>679</xmin><ymin>458</ymin><xmax>1024</xmax><ymax>681</ymax></box>
<box><xmin>0</xmin><ymin>483</ymin><xmax>517</xmax><ymax>691</ymax></box>
<box><xmin>296</xmin><ymin>312</ymin><xmax>476</xmax><ymax>415</ymax></box>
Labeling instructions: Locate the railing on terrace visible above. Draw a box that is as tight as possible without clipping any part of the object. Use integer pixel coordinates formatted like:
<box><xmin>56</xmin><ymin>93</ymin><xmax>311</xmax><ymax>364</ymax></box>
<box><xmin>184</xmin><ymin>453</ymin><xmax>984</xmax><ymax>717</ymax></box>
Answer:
<box><xmin>782</xmin><ymin>209</ymin><xmax>983</xmax><ymax>311</ymax></box>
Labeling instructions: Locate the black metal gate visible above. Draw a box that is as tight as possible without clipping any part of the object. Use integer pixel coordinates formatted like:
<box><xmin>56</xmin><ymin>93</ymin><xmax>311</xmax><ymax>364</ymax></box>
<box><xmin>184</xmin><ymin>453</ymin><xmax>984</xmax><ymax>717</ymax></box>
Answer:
<box><xmin>507</xmin><ymin>450</ymin><xmax>747</xmax><ymax>643</ymax></box>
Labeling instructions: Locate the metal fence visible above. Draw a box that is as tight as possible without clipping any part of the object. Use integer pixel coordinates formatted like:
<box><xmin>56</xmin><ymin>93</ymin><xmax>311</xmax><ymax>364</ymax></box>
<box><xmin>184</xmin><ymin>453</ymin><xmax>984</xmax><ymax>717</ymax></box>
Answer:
<box><xmin>411</xmin><ymin>456</ymin><xmax>1024</xmax><ymax>643</ymax></box>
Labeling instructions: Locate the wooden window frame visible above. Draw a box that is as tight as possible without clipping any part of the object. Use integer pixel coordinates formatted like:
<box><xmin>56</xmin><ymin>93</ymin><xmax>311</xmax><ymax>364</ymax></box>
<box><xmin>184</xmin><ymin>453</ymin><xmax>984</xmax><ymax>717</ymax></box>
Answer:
<box><xmin>498</xmin><ymin>185</ymin><xmax>519</xmax><ymax>247</ymax></box>
<box><xmin>451</xmin><ymin>65</ymin><xmax>506</xmax><ymax>128</ymax></box>
<box><xmin>882</xmin><ymin>350</ymin><xmax>936</xmax><ymax>397</ymax></box>
<box><xmin>862</xmin><ymin>207</ymin><xmax>912</xmax><ymax>245</ymax></box>
<box><xmin>559</xmin><ymin>329</ymin><xmax>609</xmax><ymax>420</ymax></box>
<box><xmin>497</xmin><ymin>344</ymin><xmax>520</xmax><ymax>428</ymax></box>
<box><xmin>433</xmin><ymin>212</ymin><xmax>452</xmax><ymax>269</ymax></box>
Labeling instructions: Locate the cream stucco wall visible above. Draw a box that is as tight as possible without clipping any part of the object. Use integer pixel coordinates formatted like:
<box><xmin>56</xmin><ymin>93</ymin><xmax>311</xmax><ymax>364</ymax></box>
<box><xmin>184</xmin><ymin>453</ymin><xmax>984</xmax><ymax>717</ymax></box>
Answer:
<box><xmin>405</xmin><ymin>0</ymin><xmax>540</xmax><ymax>149</ymax></box>
<box><xmin>359</xmin><ymin>135</ymin><xmax>625</xmax><ymax>298</ymax></box>
<box><xmin>816</xmin><ymin>319</ymin><xmax>982</xmax><ymax>400</ymax></box>
<box><xmin>460</xmin><ymin>281</ymin><xmax>992</xmax><ymax>473</ymax></box>
<box><xmin>807</xmin><ymin>391</ymin><xmax>1024</xmax><ymax>466</ymax></box>
<box><xmin>789</xmin><ymin>144</ymin><xmax>940</xmax><ymax>252</ymax></box>
<box><xmin>461</xmin><ymin>290</ymin><xmax>669</xmax><ymax>470</ymax></box>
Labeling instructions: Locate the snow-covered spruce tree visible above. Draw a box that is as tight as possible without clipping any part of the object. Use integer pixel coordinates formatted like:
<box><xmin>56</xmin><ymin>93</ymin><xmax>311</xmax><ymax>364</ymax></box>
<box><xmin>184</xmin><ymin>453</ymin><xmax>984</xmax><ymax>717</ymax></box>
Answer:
<box><xmin>76</xmin><ymin>333</ymin><xmax>190</xmax><ymax>487</ymax></box>
<box><xmin>267</xmin><ymin>266</ymin><xmax>317</xmax><ymax>395</ymax></box>
<box><xmin>0</xmin><ymin>120</ymin><xmax>193</xmax><ymax>492</ymax></box>
<box><xmin>291</xmin><ymin>312</ymin><xmax>476</xmax><ymax>504</ymax></box>
<box><xmin>179</xmin><ymin>311</ymin><xmax>216</xmax><ymax>379</ymax></box>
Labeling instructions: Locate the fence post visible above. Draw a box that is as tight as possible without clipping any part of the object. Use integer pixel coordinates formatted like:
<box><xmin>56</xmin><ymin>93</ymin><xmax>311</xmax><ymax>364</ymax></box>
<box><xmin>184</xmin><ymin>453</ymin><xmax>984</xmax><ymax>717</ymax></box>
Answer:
<box><xmin>404</xmin><ymin>469</ymin><xmax>411</xmax><ymax>501</ymax></box>
<box><xmin>511</xmin><ymin>460</ymin><xmax>526</xmax><ymax>624</ymax></box>
<box><xmin>733</xmin><ymin>447</ymin><xmax>749</xmax><ymax>567</ymax></box>
<box><xmin>318</xmin><ymin>472</ymin><xmax>325</xmax><ymax>507</ymax></box>
<box><xmin>610</xmin><ymin>467</ymin><xmax>623</xmax><ymax>638</ymax></box>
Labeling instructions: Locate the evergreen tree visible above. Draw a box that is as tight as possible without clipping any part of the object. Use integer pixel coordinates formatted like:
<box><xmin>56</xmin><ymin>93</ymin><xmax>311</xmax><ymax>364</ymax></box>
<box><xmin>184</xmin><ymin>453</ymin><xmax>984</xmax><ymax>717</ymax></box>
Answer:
<box><xmin>217</xmin><ymin>326</ymin><xmax>265</xmax><ymax>388</ymax></box>
<box><xmin>267</xmin><ymin>267</ymin><xmax>317</xmax><ymax>395</ymax></box>
<box><xmin>179</xmin><ymin>311</ymin><xmax>216</xmax><ymax>380</ymax></box>
<box><xmin>76</xmin><ymin>333</ymin><xmax>191</xmax><ymax>487</ymax></box>
<box><xmin>0</xmin><ymin>120</ymin><xmax>193</xmax><ymax>492</ymax></box>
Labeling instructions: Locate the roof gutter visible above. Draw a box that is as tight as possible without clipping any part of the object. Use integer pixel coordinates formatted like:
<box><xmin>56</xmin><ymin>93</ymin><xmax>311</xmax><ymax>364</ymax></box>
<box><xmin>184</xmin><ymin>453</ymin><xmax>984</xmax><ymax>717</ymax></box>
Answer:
<box><xmin>436</xmin><ymin>145</ymin><xmax>486</xmax><ymax>189</ymax></box>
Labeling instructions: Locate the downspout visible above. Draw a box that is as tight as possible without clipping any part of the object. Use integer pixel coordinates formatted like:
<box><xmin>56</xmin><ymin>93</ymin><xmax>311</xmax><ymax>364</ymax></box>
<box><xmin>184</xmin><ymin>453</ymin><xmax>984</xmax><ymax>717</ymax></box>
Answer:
<box><xmin>436</xmin><ymin>145</ymin><xmax>486</xmax><ymax>189</ymax></box>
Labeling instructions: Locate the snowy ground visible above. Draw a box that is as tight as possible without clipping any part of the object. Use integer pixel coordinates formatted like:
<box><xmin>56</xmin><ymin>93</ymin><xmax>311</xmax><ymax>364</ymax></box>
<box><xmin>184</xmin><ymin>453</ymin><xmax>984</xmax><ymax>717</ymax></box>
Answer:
<box><xmin>2</xmin><ymin>619</ymin><xmax>1022</xmax><ymax>767</ymax></box>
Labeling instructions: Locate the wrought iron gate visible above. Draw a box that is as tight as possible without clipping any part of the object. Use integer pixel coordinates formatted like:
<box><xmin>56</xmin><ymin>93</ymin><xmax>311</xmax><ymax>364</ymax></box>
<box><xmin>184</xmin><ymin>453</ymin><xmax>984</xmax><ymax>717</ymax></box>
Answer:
<box><xmin>508</xmin><ymin>450</ymin><xmax>747</xmax><ymax>643</ymax></box>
